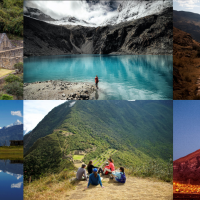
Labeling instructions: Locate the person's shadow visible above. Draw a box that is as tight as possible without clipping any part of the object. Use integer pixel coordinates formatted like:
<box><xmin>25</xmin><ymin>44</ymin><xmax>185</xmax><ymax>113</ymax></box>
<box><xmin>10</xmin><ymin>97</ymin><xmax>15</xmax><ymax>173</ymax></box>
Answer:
<box><xmin>95</xmin><ymin>90</ymin><xmax>99</xmax><ymax>100</ymax></box>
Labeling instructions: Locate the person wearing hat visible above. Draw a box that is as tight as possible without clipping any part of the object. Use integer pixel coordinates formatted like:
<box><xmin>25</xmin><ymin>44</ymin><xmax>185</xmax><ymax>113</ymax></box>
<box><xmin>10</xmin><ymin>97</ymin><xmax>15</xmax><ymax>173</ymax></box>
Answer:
<box><xmin>76</xmin><ymin>164</ymin><xmax>88</xmax><ymax>181</ymax></box>
<box><xmin>85</xmin><ymin>168</ymin><xmax>104</xmax><ymax>189</ymax></box>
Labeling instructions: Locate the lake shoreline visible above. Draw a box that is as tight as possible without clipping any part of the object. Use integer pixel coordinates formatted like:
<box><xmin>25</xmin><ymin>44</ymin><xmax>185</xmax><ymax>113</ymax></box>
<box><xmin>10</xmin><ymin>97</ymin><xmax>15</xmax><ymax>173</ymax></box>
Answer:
<box><xmin>23</xmin><ymin>80</ymin><xmax>98</xmax><ymax>100</ymax></box>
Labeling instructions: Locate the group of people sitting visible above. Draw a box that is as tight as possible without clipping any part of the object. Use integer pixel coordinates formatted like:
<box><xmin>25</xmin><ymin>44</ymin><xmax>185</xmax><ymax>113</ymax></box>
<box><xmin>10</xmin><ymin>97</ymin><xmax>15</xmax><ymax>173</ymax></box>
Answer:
<box><xmin>76</xmin><ymin>158</ymin><xmax>126</xmax><ymax>189</ymax></box>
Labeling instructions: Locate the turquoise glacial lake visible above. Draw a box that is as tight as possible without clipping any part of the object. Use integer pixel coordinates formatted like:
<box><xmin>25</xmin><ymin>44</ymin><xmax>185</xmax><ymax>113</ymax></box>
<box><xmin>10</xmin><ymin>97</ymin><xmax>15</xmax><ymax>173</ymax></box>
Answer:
<box><xmin>0</xmin><ymin>160</ymin><xmax>23</xmax><ymax>200</ymax></box>
<box><xmin>24</xmin><ymin>54</ymin><xmax>173</xmax><ymax>100</ymax></box>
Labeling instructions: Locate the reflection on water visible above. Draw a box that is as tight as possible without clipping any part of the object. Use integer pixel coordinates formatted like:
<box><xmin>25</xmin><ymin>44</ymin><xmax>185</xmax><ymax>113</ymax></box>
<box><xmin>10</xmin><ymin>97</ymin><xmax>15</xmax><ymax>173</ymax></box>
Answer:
<box><xmin>0</xmin><ymin>159</ymin><xmax>23</xmax><ymax>200</ymax></box>
<box><xmin>24</xmin><ymin>54</ymin><xmax>173</xmax><ymax>100</ymax></box>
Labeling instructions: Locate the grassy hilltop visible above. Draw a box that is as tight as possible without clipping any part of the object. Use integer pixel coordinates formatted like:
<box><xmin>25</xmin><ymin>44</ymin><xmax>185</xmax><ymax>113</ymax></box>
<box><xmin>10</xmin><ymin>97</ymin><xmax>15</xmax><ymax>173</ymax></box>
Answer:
<box><xmin>24</xmin><ymin>101</ymin><xmax>173</xmax><ymax>183</ymax></box>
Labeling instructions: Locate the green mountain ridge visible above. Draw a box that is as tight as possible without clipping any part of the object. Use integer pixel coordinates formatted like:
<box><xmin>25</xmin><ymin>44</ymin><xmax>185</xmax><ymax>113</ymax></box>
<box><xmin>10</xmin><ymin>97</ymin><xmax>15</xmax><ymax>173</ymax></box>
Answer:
<box><xmin>24</xmin><ymin>101</ymin><xmax>173</xmax><ymax>180</ymax></box>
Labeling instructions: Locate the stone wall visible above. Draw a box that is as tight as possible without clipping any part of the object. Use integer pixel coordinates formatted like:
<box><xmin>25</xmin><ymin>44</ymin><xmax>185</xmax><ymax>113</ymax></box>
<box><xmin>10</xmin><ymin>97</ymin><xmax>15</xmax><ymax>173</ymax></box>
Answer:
<box><xmin>74</xmin><ymin>150</ymin><xmax>85</xmax><ymax>155</ymax></box>
<box><xmin>0</xmin><ymin>34</ymin><xmax>12</xmax><ymax>51</ymax></box>
<box><xmin>0</xmin><ymin>56</ymin><xmax>23</xmax><ymax>69</ymax></box>
<box><xmin>0</xmin><ymin>48</ymin><xmax>23</xmax><ymax>58</ymax></box>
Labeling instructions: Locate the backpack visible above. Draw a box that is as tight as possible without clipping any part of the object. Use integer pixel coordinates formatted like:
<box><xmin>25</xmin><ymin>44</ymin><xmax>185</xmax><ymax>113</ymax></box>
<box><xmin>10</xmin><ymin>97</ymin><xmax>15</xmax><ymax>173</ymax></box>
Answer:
<box><xmin>116</xmin><ymin>172</ymin><xmax>126</xmax><ymax>183</ymax></box>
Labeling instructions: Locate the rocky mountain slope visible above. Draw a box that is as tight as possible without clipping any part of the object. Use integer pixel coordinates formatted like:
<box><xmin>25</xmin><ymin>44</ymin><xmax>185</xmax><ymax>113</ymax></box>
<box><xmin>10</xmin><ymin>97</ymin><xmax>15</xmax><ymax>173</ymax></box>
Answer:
<box><xmin>174</xmin><ymin>10</ymin><xmax>200</xmax><ymax>43</ymax></box>
<box><xmin>173</xmin><ymin>149</ymin><xmax>200</xmax><ymax>184</ymax></box>
<box><xmin>0</xmin><ymin>124</ymin><xmax>23</xmax><ymax>146</ymax></box>
<box><xmin>24</xmin><ymin>7</ymin><xmax>173</xmax><ymax>56</ymax></box>
<box><xmin>173</xmin><ymin>26</ymin><xmax>200</xmax><ymax>99</ymax></box>
<box><xmin>24</xmin><ymin>100</ymin><xmax>173</xmax><ymax>177</ymax></box>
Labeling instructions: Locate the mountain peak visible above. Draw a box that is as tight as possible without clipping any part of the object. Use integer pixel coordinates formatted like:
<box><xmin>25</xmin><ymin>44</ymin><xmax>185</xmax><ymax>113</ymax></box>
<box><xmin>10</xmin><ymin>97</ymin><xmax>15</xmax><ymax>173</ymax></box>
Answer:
<box><xmin>14</xmin><ymin>120</ymin><xmax>23</xmax><ymax>126</ymax></box>
<box><xmin>2</xmin><ymin>120</ymin><xmax>23</xmax><ymax>129</ymax></box>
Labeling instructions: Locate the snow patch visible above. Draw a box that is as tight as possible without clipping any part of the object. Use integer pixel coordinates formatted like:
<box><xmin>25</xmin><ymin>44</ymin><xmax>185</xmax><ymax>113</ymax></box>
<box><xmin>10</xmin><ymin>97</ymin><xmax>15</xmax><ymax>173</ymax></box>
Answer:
<box><xmin>69</xmin><ymin>101</ymin><xmax>76</xmax><ymax>108</ymax></box>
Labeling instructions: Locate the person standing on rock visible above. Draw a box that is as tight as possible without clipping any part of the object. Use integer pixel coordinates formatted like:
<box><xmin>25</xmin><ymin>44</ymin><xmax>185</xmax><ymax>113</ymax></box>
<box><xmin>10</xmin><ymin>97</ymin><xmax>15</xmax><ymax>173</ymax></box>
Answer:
<box><xmin>76</xmin><ymin>164</ymin><xmax>88</xmax><ymax>181</ymax></box>
<box><xmin>85</xmin><ymin>168</ymin><xmax>104</xmax><ymax>189</ymax></box>
<box><xmin>95</xmin><ymin>75</ymin><xmax>99</xmax><ymax>89</ymax></box>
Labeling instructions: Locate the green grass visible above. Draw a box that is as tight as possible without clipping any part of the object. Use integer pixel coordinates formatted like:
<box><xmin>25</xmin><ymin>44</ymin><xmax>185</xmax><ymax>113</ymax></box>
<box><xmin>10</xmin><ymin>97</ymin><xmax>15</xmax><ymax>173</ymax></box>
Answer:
<box><xmin>73</xmin><ymin>155</ymin><xmax>84</xmax><ymax>160</ymax></box>
<box><xmin>24</xmin><ymin>101</ymin><xmax>173</xmax><ymax>183</ymax></box>
<box><xmin>0</xmin><ymin>146</ymin><xmax>23</xmax><ymax>159</ymax></box>
<box><xmin>0</xmin><ymin>145</ymin><xmax>23</xmax><ymax>153</ymax></box>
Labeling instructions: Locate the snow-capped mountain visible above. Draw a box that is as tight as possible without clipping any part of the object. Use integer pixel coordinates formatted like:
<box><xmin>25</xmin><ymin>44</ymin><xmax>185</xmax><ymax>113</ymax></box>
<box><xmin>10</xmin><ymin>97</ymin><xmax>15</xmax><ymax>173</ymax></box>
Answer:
<box><xmin>24</xmin><ymin>6</ymin><xmax>56</xmax><ymax>21</ymax></box>
<box><xmin>2</xmin><ymin>120</ymin><xmax>23</xmax><ymax>129</ymax></box>
<box><xmin>101</xmin><ymin>0</ymin><xmax>173</xmax><ymax>26</ymax></box>
<box><xmin>0</xmin><ymin>123</ymin><xmax>23</xmax><ymax>146</ymax></box>
<box><xmin>24</xmin><ymin>0</ymin><xmax>172</xmax><ymax>27</ymax></box>
<box><xmin>52</xmin><ymin>16</ymin><xmax>95</xmax><ymax>27</ymax></box>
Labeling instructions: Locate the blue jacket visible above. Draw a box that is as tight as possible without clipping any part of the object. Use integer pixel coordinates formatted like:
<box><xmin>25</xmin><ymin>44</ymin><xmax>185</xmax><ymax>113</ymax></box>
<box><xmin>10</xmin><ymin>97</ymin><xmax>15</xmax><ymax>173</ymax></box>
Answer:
<box><xmin>87</xmin><ymin>173</ymin><xmax>102</xmax><ymax>188</ymax></box>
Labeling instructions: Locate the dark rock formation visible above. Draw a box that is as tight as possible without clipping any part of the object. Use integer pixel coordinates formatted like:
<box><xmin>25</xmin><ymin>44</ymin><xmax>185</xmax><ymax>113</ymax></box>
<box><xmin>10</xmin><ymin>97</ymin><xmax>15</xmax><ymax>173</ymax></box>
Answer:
<box><xmin>173</xmin><ymin>149</ymin><xmax>200</xmax><ymax>184</ymax></box>
<box><xmin>24</xmin><ymin>7</ymin><xmax>173</xmax><ymax>56</ymax></box>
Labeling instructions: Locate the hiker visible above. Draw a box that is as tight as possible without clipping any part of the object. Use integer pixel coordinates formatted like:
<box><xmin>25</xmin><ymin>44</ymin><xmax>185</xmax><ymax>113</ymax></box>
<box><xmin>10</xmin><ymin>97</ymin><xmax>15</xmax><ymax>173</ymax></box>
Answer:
<box><xmin>98</xmin><ymin>162</ymin><xmax>110</xmax><ymax>175</ymax></box>
<box><xmin>85</xmin><ymin>168</ymin><xmax>104</xmax><ymax>189</ymax></box>
<box><xmin>87</xmin><ymin>160</ymin><xmax>99</xmax><ymax>174</ymax></box>
<box><xmin>95</xmin><ymin>75</ymin><xmax>99</xmax><ymax>89</ymax></box>
<box><xmin>103</xmin><ymin>158</ymin><xmax>115</xmax><ymax>174</ymax></box>
<box><xmin>76</xmin><ymin>164</ymin><xmax>87</xmax><ymax>181</ymax></box>
<box><xmin>111</xmin><ymin>167</ymin><xmax>126</xmax><ymax>183</ymax></box>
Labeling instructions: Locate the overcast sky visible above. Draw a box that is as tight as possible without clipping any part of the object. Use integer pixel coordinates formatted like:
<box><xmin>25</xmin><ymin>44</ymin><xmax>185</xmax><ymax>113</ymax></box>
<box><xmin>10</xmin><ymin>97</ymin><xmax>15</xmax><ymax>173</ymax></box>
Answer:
<box><xmin>24</xmin><ymin>100</ymin><xmax>66</xmax><ymax>135</ymax></box>
<box><xmin>174</xmin><ymin>0</ymin><xmax>200</xmax><ymax>14</ymax></box>
<box><xmin>24</xmin><ymin>1</ymin><xmax>120</xmax><ymax>24</ymax></box>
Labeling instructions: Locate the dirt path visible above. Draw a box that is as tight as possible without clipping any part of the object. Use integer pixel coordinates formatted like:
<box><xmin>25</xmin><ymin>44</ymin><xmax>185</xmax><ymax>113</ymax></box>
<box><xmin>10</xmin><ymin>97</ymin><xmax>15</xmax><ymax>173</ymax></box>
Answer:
<box><xmin>66</xmin><ymin>176</ymin><xmax>172</xmax><ymax>200</ymax></box>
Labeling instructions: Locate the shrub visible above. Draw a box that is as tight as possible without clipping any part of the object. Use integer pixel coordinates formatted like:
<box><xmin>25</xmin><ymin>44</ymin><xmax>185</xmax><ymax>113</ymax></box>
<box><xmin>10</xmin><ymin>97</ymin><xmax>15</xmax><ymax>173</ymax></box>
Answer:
<box><xmin>0</xmin><ymin>0</ymin><xmax>23</xmax><ymax>36</ymax></box>
<box><xmin>3</xmin><ymin>81</ymin><xmax>23</xmax><ymax>98</ymax></box>
<box><xmin>0</xmin><ymin>94</ymin><xmax>13</xmax><ymax>100</ymax></box>
<box><xmin>14</xmin><ymin>62</ymin><xmax>23</xmax><ymax>73</ymax></box>
<box><xmin>4</xmin><ymin>74</ymin><xmax>22</xmax><ymax>83</ymax></box>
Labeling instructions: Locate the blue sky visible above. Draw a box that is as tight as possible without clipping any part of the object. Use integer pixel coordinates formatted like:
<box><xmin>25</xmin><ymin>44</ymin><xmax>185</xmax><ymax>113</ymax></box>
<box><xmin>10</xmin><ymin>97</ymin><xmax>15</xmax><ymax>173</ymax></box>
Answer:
<box><xmin>0</xmin><ymin>101</ymin><xmax>23</xmax><ymax>128</ymax></box>
<box><xmin>173</xmin><ymin>100</ymin><xmax>200</xmax><ymax>161</ymax></box>
<box><xmin>174</xmin><ymin>0</ymin><xmax>200</xmax><ymax>14</ymax></box>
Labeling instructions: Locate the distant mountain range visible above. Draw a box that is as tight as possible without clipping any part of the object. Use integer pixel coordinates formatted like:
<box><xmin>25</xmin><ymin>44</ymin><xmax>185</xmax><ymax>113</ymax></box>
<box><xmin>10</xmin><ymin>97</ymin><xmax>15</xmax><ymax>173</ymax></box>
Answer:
<box><xmin>174</xmin><ymin>149</ymin><xmax>200</xmax><ymax>184</ymax></box>
<box><xmin>174</xmin><ymin>10</ymin><xmax>200</xmax><ymax>43</ymax></box>
<box><xmin>0</xmin><ymin>122</ymin><xmax>23</xmax><ymax>146</ymax></box>
<box><xmin>24</xmin><ymin>1</ymin><xmax>172</xmax><ymax>27</ymax></box>
<box><xmin>24</xmin><ymin>100</ymin><xmax>173</xmax><ymax>177</ymax></box>
<box><xmin>0</xmin><ymin>120</ymin><xmax>22</xmax><ymax>130</ymax></box>
<box><xmin>24</xmin><ymin>7</ymin><xmax>173</xmax><ymax>56</ymax></box>
<box><xmin>24</xmin><ymin>7</ymin><xmax>56</xmax><ymax>22</ymax></box>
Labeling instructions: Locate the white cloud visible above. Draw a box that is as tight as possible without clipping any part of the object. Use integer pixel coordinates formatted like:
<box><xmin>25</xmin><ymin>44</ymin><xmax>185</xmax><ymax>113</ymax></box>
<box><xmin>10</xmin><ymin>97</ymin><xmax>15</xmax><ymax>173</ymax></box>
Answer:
<box><xmin>175</xmin><ymin>0</ymin><xmax>200</xmax><ymax>9</ymax></box>
<box><xmin>11</xmin><ymin>111</ymin><xmax>23</xmax><ymax>117</ymax></box>
<box><xmin>11</xmin><ymin>182</ymin><xmax>23</xmax><ymax>188</ymax></box>
<box><xmin>24</xmin><ymin>100</ymin><xmax>66</xmax><ymax>134</ymax></box>
<box><xmin>24</xmin><ymin>1</ymin><xmax>120</xmax><ymax>26</ymax></box>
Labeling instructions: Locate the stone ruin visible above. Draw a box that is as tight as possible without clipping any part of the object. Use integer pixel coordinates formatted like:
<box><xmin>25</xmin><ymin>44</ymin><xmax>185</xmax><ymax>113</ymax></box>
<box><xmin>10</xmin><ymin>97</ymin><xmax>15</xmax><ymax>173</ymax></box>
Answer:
<box><xmin>74</xmin><ymin>150</ymin><xmax>85</xmax><ymax>155</ymax></box>
<box><xmin>0</xmin><ymin>33</ymin><xmax>23</xmax><ymax>70</ymax></box>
